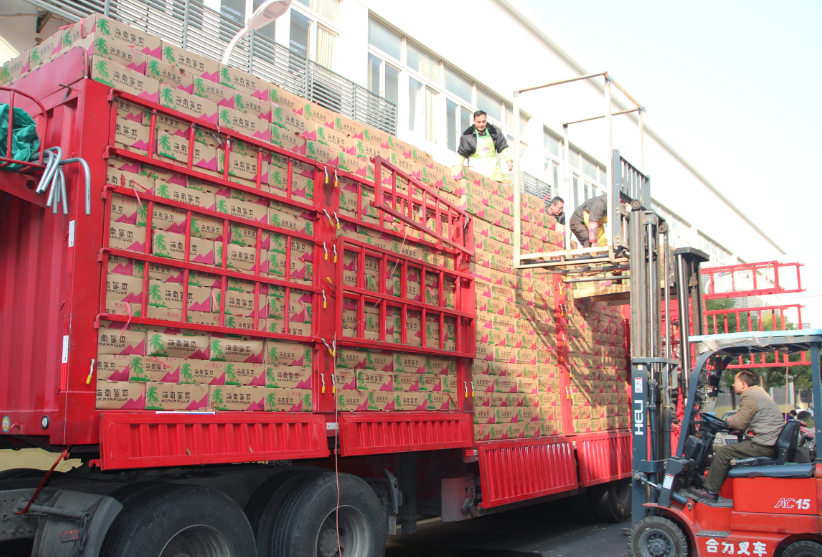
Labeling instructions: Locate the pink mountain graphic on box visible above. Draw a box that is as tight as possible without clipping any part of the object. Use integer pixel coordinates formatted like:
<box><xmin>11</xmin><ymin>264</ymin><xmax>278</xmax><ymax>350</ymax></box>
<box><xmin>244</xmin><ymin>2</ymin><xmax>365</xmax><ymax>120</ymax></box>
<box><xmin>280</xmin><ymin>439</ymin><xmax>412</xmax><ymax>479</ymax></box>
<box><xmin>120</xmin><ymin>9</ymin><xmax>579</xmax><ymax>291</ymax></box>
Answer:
<box><xmin>185</xmin><ymin>393</ymin><xmax>209</xmax><ymax>410</ymax></box>
<box><xmin>121</xmin><ymin>111</ymin><xmax>144</xmax><ymax>125</ymax></box>
<box><xmin>120</xmin><ymin>394</ymin><xmax>146</xmax><ymax>409</ymax></box>
<box><xmin>290</xmin><ymin>308</ymin><xmax>307</xmax><ymax>322</ymax></box>
<box><xmin>382</xmin><ymin>399</ymin><xmax>396</xmax><ymax>411</ymax></box>
<box><xmin>115</xmin><ymin>160</ymin><xmax>141</xmax><ymax>174</ymax></box>
<box><xmin>249</xmin><ymin>374</ymin><xmax>265</xmax><ymax>387</ymax></box>
<box><xmin>293</xmin><ymin>377</ymin><xmax>311</xmax><ymax>389</ymax></box>
<box><xmin>160</xmin><ymin>367</ymin><xmax>180</xmax><ymax>383</ymax></box>
<box><xmin>164</xmin><ymin>271</ymin><xmax>184</xmax><ymax>284</ymax></box>
<box><xmin>412</xmin><ymin>400</ymin><xmax>428</xmax><ymax>411</ymax></box>
<box><xmin>253</xmin><ymin>130</ymin><xmax>271</xmax><ymax>142</ymax></box>
<box><xmin>127</xmin><ymin>61</ymin><xmax>147</xmax><ymax>74</ymax></box>
<box><xmin>137</xmin><ymin>91</ymin><xmax>160</xmax><ymax>104</ymax></box>
<box><xmin>189</xmin><ymin>300</ymin><xmax>210</xmax><ymax>312</ymax></box>
<box><xmin>131</xmin><ymin>139</ymin><xmax>151</xmax><ymax>152</ymax></box>
<box><xmin>121</xmin><ymin>292</ymin><xmax>143</xmax><ymax>304</ymax></box>
<box><xmin>165</xmin><ymin>222</ymin><xmax>187</xmax><ymax>234</ymax></box>
<box><xmin>208</xmin><ymin>373</ymin><xmax>226</xmax><ymax>385</ymax></box>
<box><xmin>180</xmin><ymin>83</ymin><xmax>194</xmax><ymax>95</ymax></box>
<box><xmin>378</xmin><ymin>383</ymin><xmax>393</xmax><ymax>392</ymax></box>
<box><xmin>142</xmin><ymin>46</ymin><xmax>162</xmax><ymax>60</ymax></box>
<box><xmin>287</xmin><ymin>400</ymin><xmax>304</xmax><ymax>412</ymax></box>
<box><xmin>290</xmin><ymin>268</ymin><xmax>308</xmax><ymax>282</ymax></box>
<box><xmin>290</xmin><ymin>143</ymin><xmax>307</xmax><ymax>157</ymax></box>
<box><xmin>118</xmin><ymin>339</ymin><xmax>146</xmax><ymax>356</ymax></box>
<box><xmin>192</xmin><ymin>252</ymin><xmax>215</xmax><ymax>265</ymax></box>
<box><xmin>354</xmin><ymin>167</ymin><xmax>368</xmax><ymax>179</ymax></box>
<box><xmin>110</xmin><ymin>262</ymin><xmax>135</xmax><ymax>276</ymax></box>
<box><xmin>189</xmin><ymin>347</ymin><xmax>210</xmax><ymax>360</ymax></box>
<box><xmin>107</xmin><ymin>367</ymin><xmax>131</xmax><ymax>382</ymax></box>
<box><xmin>244</xmin><ymin>350</ymin><xmax>265</xmax><ymax>364</ymax></box>
<box><xmin>201</xmin><ymin>70</ymin><xmax>220</xmax><ymax>84</ymax></box>
<box><xmin>218</xmin><ymin>97</ymin><xmax>234</xmax><ymax>109</ymax></box>
<box><xmin>258</xmin><ymin>108</ymin><xmax>272</xmax><ymax>122</ymax></box>
<box><xmin>247</xmin><ymin>397</ymin><xmax>264</xmax><ymax>411</ymax></box>
<box><xmin>252</xmin><ymin>89</ymin><xmax>268</xmax><ymax>101</ymax></box>
<box><xmin>200</xmin><ymin>113</ymin><xmax>218</xmax><ymax>125</ymax></box>
<box><xmin>292</xmin><ymin>185</ymin><xmax>310</xmax><ymax>200</ymax></box>
<box><xmin>195</xmin><ymin>157</ymin><xmax>219</xmax><ymax>172</ymax></box>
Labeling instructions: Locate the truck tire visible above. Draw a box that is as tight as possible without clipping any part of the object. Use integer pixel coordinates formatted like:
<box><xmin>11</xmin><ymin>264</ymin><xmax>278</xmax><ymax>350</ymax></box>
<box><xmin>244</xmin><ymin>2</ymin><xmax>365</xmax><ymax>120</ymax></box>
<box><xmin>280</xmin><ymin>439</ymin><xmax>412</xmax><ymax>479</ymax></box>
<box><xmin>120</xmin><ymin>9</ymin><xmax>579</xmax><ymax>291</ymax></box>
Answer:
<box><xmin>99</xmin><ymin>484</ymin><xmax>256</xmax><ymax>557</ymax></box>
<box><xmin>246</xmin><ymin>469</ymin><xmax>327</xmax><ymax>557</ymax></box>
<box><xmin>782</xmin><ymin>540</ymin><xmax>822</xmax><ymax>557</ymax></box>
<box><xmin>628</xmin><ymin>516</ymin><xmax>688</xmax><ymax>557</ymax></box>
<box><xmin>271</xmin><ymin>472</ymin><xmax>386</xmax><ymax>557</ymax></box>
<box><xmin>591</xmin><ymin>479</ymin><xmax>631</xmax><ymax>523</ymax></box>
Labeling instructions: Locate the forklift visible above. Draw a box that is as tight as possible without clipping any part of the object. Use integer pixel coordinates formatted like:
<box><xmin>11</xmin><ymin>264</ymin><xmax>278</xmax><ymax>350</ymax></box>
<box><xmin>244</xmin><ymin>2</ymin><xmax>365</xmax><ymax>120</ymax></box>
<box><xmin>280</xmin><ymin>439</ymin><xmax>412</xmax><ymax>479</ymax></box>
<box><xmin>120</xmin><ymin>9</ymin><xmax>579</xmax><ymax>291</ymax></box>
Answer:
<box><xmin>617</xmin><ymin>203</ymin><xmax>821</xmax><ymax>556</ymax></box>
<box><xmin>627</xmin><ymin>327</ymin><xmax>822</xmax><ymax>556</ymax></box>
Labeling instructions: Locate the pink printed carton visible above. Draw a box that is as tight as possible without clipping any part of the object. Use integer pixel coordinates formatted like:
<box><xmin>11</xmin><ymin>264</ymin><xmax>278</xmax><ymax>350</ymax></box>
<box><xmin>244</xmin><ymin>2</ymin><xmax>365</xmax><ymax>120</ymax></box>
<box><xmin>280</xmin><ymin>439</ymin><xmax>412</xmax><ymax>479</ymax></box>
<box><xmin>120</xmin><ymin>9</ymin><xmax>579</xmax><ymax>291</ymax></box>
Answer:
<box><xmin>158</xmin><ymin>84</ymin><xmax>218</xmax><ymax>125</ymax></box>
<box><xmin>210</xmin><ymin>385</ymin><xmax>265</xmax><ymax>411</ymax></box>
<box><xmin>128</xmin><ymin>356</ymin><xmax>180</xmax><ymax>383</ymax></box>
<box><xmin>96</xmin><ymin>354</ymin><xmax>133</xmax><ymax>382</ymax></box>
<box><xmin>97</xmin><ymin>327</ymin><xmax>146</xmax><ymax>356</ymax></box>
<box><xmin>145</xmin><ymin>382</ymin><xmax>209</xmax><ymax>410</ymax></box>
<box><xmin>160</xmin><ymin>40</ymin><xmax>218</xmax><ymax>82</ymax></box>
<box><xmin>267</xmin><ymin>388</ymin><xmax>313</xmax><ymax>412</ymax></box>
<box><xmin>91</xmin><ymin>57</ymin><xmax>159</xmax><ymax>104</ymax></box>
<box><xmin>82</xmin><ymin>14</ymin><xmax>161</xmax><ymax>58</ymax></box>
<box><xmin>96</xmin><ymin>380</ymin><xmax>145</xmax><ymax>409</ymax></box>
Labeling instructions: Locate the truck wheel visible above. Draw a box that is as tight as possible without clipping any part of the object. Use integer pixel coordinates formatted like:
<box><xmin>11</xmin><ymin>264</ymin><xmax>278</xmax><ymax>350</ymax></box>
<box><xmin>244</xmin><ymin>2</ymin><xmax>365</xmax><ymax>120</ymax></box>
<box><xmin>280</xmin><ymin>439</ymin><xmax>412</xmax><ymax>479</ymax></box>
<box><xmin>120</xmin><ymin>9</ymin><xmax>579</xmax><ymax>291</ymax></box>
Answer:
<box><xmin>628</xmin><ymin>516</ymin><xmax>688</xmax><ymax>557</ymax></box>
<box><xmin>246</xmin><ymin>469</ymin><xmax>326</xmax><ymax>556</ymax></box>
<box><xmin>591</xmin><ymin>479</ymin><xmax>631</xmax><ymax>523</ymax></box>
<box><xmin>99</xmin><ymin>485</ymin><xmax>256</xmax><ymax>557</ymax></box>
<box><xmin>782</xmin><ymin>540</ymin><xmax>822</xmax><ymax>557</ymax></box>
<box><xmin>272</xmin><ymin>473</ymin><xmax>386</xmax><ymax>557</ymax></box>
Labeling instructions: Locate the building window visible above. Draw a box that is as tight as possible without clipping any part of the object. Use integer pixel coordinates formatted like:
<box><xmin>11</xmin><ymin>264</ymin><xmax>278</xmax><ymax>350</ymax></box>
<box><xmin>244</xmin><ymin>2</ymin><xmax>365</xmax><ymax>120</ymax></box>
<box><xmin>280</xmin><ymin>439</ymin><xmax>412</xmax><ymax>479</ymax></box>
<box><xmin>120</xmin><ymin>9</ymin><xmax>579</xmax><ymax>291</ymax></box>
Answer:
<box><xmin>220</xmin><ymin>0</ymin><xmax>246</xmax><ymax>40</ymax></box>
<box><xmin>289</xmin><ymin>4</ymin><xmax>337</xmax><ymax>69</ymax></box>
<box><xmin>446</xmin><ymin>98</ymin><xmax>472</xmax><ymax>153</ymax></box>
<box><xmin>409</xmin><ymin>77</ymin><xmax>436</xmax><ymax>142</ymax></box>
<box><xmin>368</xmin><ymin>53</ymin><xmax>399</xmax><ymax>106</ymax></box>
<box><xmin>445</xmin><ymin>66</ymin><xmax>472</xmax><ymax>103</ymax></box>
<box><xmin>295</xmin><ymin>0</ymin><xmax>340</xmax><ymax>24</ymax></box>
<box><xmin>407</xmin><ymin>42</ymin><xmax>439</xmax><ymax>82</ymax></box>
<box><xmin>476</xmin><ymin>87</ymin><xmax>501</xmax><ymax>122</ymax></box>
<box><xmin>505</xmin><ymin>104</ymin><xmax>528</xmax><ymax>136</ymax></box>
<box><xmin>368</xmin><ymin>18</ymin><xmax>401</xmax><ymax>60</ymax></box>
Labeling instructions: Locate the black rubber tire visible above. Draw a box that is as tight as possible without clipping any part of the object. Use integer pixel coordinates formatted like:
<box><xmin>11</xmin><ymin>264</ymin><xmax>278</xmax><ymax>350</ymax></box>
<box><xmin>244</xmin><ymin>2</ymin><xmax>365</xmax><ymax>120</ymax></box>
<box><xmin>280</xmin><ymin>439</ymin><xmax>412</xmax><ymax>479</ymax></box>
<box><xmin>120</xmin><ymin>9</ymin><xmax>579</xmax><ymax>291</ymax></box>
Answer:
<box><xmin>271</xmin><ymin>472</ymin><xmax>386</xmax><ymax>557</ymax></box>
<box><xmin>99</xmin><ymin>484</ymin><xmax>256</xmax><ymax>557</ymax></box>
<box><xmin>628</xmin><ymin>516</ymin><xmax>688</xmax><ymax>557</ymax></box>
<box><xmin>246</xmin><ymin>469</ymin><xmax>326</xmax><ymax>557</ymax></box>
<box><xmin>782</xmin><ymin>540</ymin><xmax>822</xmax><ymax>557</ymax></box>
<box><xmin>568</xmin><ymin>491</ymin><xmax>597</xmax><ymax>521</ymax></box>
<box><xmin>0</xmin><ymin>468</ymin><xmax>46</xmax><ymax>482</ymax></box>
<box><xmin>591</xmin><ymin>479</ymin><xmax>632</xmax><ymax>523</ymax></box>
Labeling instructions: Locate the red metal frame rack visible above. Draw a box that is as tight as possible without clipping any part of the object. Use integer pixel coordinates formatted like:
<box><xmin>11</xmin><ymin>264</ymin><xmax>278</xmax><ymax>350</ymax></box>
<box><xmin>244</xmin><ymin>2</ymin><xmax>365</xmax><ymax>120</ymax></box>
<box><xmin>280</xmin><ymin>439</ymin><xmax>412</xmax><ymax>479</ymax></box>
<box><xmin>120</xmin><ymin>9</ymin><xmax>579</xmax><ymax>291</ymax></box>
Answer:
<box><xmin>706</xmin><ymin>304</ymin><xmax>810</xmax><ymax>368</ymax></box>
<box><xmin>703</xmin><ymin>260</ymin><xmax>804</xmax><ymax>300</ymax></box>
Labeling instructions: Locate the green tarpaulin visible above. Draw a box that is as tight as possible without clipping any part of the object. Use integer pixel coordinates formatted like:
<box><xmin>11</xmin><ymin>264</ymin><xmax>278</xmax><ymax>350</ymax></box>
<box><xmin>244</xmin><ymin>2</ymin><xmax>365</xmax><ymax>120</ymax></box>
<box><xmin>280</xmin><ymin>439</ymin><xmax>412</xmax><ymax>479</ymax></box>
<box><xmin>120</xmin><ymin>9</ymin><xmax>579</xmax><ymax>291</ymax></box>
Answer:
<box><xmin>0</xmin><ymin>103</ymin><xmax>39</xmax><ymax>171</ymax></box>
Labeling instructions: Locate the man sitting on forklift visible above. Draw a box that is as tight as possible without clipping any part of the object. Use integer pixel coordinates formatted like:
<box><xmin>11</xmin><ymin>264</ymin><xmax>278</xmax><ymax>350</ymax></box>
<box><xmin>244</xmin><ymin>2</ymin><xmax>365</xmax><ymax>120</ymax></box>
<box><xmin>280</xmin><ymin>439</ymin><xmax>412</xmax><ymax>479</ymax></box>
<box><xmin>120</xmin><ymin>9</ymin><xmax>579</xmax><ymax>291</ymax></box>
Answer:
<box><xmin>692</xmin><ymin>370</ymin><xmax>786</xmax><ymax>501</ymax></box>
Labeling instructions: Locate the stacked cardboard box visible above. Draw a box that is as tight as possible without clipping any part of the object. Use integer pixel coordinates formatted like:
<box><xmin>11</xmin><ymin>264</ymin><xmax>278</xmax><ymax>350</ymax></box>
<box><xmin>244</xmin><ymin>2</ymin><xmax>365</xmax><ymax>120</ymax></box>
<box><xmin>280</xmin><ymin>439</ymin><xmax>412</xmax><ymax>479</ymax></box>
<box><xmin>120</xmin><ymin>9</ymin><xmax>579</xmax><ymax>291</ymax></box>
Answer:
<box><xmin>96</xmin><ymin>320</ymin><xmax>313</xmax><ymax>411</ymax></box>
<box><xmin>333</xmin><ymin>348</ymin><xmax>457</xmax><ymax>411</ymax></box>
<box><xmin>565</xmin><ymin>298</ymin><xmax>630</xmax><ymax>433</ymax></box>
<box><xmin>20</xmin><ymin>14</ymin><xmax>630</xmax><ymax>425</ymax></box>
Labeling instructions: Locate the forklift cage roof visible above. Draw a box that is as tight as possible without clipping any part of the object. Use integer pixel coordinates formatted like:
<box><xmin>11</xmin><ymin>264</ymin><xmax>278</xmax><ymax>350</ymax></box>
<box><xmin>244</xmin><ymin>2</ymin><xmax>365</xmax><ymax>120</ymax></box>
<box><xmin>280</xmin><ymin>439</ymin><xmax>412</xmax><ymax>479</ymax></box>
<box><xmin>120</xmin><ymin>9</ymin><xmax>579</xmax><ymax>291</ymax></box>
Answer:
<box><xmin>683</xmin><ymin>329</ymin><xmax>822</xmax><ymax>462</ymax></box>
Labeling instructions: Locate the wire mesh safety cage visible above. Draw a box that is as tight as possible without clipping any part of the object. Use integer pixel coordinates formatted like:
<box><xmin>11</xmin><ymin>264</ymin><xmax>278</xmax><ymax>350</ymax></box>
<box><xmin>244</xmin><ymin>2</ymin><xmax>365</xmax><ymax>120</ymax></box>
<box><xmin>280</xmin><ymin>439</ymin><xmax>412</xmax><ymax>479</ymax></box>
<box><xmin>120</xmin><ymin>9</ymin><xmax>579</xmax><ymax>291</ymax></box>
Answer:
<box><xmin>25</xmin><ymin>0</ymin><xmax>398</xmax><ymax>134</ymax></box>
<box><xmin>521</xmin><ymin>172</ymin><xmax>553</xmax><ymax>212</ymax></box>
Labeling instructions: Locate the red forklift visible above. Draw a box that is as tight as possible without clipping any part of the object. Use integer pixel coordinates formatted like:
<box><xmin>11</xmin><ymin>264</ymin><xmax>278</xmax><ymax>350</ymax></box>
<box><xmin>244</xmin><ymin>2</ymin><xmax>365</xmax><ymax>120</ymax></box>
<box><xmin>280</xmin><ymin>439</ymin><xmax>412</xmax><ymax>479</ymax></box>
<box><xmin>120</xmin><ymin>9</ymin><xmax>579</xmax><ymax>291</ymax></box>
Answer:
<box><xmin>627</xmin><ymin>328</ymin><xmax>821</xmax><ymax>557</ymax></box>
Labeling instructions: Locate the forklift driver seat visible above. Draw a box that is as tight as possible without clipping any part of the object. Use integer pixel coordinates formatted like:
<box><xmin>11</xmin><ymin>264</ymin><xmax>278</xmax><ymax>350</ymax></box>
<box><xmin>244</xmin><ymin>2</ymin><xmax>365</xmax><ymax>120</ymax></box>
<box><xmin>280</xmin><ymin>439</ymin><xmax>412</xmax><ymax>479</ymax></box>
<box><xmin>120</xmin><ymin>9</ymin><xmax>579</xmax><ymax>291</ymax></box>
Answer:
<box><xmin>730</xmin><ymin>420</ymin><xmax>800</xmax><ymax>468</ymax></box>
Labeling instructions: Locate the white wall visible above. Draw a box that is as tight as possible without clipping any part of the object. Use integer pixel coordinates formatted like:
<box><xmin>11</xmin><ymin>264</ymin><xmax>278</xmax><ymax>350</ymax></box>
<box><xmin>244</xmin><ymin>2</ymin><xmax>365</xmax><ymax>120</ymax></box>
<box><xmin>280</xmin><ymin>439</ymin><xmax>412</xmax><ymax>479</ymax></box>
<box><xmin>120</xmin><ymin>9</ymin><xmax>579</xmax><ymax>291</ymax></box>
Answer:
<box><xmin>347</xmin><ymin>0</ymin><xmax>783</xmax><ymax>263</ymax></box>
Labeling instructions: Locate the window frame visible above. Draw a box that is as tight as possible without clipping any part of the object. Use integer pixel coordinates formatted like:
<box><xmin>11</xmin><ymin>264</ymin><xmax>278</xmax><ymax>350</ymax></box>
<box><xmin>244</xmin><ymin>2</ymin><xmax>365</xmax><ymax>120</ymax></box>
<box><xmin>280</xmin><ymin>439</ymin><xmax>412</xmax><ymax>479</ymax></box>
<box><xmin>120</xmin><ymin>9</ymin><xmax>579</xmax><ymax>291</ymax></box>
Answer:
<box><xmin>289</xmin><ymin>2</ymin><xmax>340</xmax><ymax>70</ymax></box>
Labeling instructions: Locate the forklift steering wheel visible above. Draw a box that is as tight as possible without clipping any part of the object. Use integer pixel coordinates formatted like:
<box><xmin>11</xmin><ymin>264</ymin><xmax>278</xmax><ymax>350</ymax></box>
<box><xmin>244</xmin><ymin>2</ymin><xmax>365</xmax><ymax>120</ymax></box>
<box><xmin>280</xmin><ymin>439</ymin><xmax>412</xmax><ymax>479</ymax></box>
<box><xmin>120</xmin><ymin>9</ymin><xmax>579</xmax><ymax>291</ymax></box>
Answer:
<box><xmin>700</xmin><ymin>412</ymin><xmax>729</xmax><ymax>431</ymax></box>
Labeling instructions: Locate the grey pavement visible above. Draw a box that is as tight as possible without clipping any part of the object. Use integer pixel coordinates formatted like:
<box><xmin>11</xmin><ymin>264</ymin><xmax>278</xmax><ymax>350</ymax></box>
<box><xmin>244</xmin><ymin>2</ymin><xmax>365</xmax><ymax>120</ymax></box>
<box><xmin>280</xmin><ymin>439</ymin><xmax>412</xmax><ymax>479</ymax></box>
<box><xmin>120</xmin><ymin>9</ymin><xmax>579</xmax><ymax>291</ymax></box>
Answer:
<box><xmin>387</xmin><ymin>500</ymin><xmax>630</xmax><ymax>557</ymax></box>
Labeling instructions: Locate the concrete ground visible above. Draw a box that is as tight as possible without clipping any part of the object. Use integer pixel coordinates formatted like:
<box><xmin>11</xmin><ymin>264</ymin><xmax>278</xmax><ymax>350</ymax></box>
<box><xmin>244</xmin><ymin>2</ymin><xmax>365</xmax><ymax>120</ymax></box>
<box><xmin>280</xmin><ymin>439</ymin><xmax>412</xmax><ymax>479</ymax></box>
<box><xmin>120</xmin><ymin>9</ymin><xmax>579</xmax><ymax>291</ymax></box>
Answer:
<box><xmin>387</xmin><ymin>500</ymin><xmax>629</xmax><ymax>557</ymax></box>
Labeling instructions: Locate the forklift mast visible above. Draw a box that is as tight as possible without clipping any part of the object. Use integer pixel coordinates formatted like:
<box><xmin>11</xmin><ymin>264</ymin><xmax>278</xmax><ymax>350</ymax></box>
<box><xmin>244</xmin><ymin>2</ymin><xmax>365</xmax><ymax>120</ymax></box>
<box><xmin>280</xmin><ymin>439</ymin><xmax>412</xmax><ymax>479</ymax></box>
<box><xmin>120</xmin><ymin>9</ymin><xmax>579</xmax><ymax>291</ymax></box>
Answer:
<box><xmin>628</xmin><ymin>201</ymin><xmax>709</xmax><ymax>521</ymax></box>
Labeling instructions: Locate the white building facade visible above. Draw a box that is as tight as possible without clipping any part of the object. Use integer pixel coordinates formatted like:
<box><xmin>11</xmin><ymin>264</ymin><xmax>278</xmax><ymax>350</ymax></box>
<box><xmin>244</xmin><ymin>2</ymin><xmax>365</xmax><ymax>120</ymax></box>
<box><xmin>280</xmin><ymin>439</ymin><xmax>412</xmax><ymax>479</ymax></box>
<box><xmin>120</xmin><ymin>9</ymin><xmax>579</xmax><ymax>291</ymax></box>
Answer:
<box><xmin>3</xmin><ymin>0</ymin><xmax>785</xmax><ymax>269</ymax></box>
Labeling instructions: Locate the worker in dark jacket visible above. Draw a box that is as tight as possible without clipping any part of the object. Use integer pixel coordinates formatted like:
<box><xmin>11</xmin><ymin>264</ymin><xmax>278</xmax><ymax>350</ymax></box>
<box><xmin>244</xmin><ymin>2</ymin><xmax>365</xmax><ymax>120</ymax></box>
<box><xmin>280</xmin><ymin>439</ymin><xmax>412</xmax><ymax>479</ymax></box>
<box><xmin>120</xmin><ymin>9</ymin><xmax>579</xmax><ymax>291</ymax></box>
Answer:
<box><xmin>569</xmin><ymin>193</ymin><xmax>608</xmax><ymax>248</ymax></box>
<box><xmin>457</xmin><ymin>110</ymin><xmax>512</xmax><ymax>181</ymax></box>
<box><xmin>691</xmin><ymin>370</ymin><xmax>785</xmax><ymax>501</ymax></box>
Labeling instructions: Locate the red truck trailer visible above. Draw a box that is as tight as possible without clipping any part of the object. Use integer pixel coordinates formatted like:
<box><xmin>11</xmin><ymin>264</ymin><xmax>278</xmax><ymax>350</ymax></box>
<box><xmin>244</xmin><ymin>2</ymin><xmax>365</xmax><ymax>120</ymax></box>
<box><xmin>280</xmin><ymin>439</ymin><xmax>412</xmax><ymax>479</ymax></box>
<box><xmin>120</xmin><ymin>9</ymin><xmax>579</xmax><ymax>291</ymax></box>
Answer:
<box><xmin>0</xmin><ymin>38</ymin><xmax>632</xmax><ymax>557</ymax></box>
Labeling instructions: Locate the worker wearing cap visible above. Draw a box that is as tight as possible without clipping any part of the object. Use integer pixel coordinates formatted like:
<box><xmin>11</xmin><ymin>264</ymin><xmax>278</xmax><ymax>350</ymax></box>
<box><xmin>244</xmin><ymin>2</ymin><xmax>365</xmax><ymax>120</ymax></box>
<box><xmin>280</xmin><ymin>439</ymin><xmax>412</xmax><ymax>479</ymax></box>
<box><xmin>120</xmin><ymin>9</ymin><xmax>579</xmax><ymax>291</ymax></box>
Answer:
<box><xmin>569</xmin><ymin>193</ymin><xmax>608</xmax><ymax>248</ymax></box>
<box><xmin>691</xmin><ymin>370</ymin><xmax>785</xmax><ymax>501</ymax></box>
<box><xmin>457</xmin><ymin>110</ymin><xmax>513</xmax><ymax>182</ymax></box>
